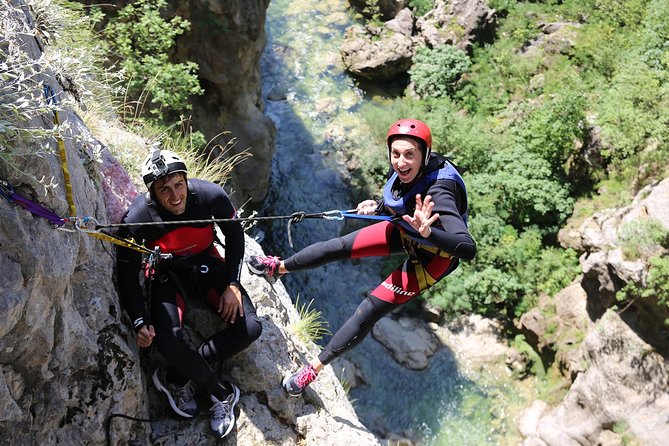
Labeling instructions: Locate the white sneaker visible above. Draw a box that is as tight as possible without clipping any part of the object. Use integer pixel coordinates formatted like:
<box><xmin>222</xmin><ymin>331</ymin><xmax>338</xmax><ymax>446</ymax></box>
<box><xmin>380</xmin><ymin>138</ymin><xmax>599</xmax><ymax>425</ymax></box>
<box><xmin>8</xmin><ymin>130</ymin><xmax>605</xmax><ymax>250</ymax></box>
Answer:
<box><xmin>209</xmin><ymin>382</ymin><xmax>240</xmax><ymax>438</ymax></box>
<box><xmin>152</xmin><ymin>367</ymin><xmax>198</xmax><ymax>418</ymax></box>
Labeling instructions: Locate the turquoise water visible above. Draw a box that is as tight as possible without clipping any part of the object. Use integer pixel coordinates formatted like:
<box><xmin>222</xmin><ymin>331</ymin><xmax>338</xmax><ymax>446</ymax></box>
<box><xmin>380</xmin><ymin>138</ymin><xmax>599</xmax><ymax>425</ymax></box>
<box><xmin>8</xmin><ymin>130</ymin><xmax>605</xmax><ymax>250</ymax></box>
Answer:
<box><xmin>259</xmin><ymin>1</ymin><xmax>527</xmax><ymax>443</ymax></box>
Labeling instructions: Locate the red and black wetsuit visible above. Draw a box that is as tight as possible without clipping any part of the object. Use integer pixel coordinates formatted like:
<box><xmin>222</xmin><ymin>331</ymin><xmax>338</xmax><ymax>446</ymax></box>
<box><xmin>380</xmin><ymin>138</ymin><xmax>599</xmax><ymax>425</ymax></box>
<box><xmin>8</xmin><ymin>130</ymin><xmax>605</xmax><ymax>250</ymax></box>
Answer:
<box><xmin>282</xmin><ymin>154</ymin><xmax>476</xmax><ymax>365</ymax></box>
<box><xmin>116</xmin><ymin>178</ymin><xmax>262</xmax><ymax>396</ymax></box>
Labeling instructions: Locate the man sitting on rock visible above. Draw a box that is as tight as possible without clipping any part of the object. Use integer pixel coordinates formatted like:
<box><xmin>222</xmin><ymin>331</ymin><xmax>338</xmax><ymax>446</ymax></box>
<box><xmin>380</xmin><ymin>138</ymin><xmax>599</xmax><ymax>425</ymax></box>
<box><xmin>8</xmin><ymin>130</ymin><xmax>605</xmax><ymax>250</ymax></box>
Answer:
<box><xmin>116</xmin><ymin>149</ymin><xmax>262</xmax><ymax>438</ymax></box>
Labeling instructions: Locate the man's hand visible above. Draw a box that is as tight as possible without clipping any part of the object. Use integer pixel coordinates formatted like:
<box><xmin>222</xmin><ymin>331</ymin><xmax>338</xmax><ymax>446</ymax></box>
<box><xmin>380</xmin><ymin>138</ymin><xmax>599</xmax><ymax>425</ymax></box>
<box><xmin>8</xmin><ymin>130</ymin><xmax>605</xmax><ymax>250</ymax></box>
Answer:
<box><xmin>137</xmin><ymin>325</ymin><xmax>155</xmax><ymax>348</ymax></box>
<box><xmin>402</xmin><ymin>194</ymin><xmax>439</xmax><ymax>238</ymax></box>
<box><xmin>356</xmin><ymin>199</ymin><xmax>378</xmax><ymax>215</ymax></box>
<box><xmin>218</xmin><ymin>283</ymin><xmax>244</xmax><ymax>324</ymax></box>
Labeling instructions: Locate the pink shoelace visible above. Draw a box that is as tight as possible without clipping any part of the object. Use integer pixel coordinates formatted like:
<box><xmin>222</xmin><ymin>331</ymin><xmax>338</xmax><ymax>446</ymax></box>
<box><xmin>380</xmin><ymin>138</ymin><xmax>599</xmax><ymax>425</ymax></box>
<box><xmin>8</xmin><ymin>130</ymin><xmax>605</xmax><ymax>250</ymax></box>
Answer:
<box><xmin>261</xmin><ymin>256</ymin><xmax>281</xmax><ymax>275</ymax></box>
<box><xmin>295</xmin><ymin>365</ymin><xmax>318</xmax><ymax>388</ymax></box>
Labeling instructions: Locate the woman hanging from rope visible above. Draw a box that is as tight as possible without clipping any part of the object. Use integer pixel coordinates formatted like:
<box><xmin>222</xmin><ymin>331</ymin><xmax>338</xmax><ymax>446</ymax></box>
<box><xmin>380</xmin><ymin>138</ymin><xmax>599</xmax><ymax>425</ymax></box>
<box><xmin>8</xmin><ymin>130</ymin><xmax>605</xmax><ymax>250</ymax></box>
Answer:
<box><xmin>116</xmin><ymin>149</ymin><xmax>262</xmax><ymax>438</ymax></box>
<box><xmin>248</xmin><ymin>118</ymin><xmax>477</xmax><ymax>396</ymax></box>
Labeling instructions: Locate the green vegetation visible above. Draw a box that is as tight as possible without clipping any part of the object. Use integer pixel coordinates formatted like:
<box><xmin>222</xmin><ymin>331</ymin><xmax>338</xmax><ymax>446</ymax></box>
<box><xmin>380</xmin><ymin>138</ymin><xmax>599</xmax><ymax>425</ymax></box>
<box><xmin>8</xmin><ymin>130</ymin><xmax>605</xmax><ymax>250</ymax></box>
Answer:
<box><xmin>355</xmin><ymin>0</ymin><xmax>669</xmax><ymax>320</ymax></box>
<box><xmin>409</xmin><ymin>1</ymin><xmax>435</xmax><ymax>17</ymax></box>
<box><xmin>410</xmin><ymin>45</ymin><xmax>471</xmax><ymax>99</ymax></box>
<box><xmin>291</xmin><ymin>295</ymin><xmax>331</xmax><ymax>344</ymax></box>
<box><xmin>99</xmin><ymin>0</ymin><xmax>204</xmax><ymax>121</ymax></box>
<box><xmin>510</xmin><ymin>334</ymin><xmax>545</xmax><ymax>378</ymax></box>
<box><xmin>1</xmin><ymin>0</ymin><xmax>236</xmax><ymax>195</ymax></box>
<box><xmin>0</xmin><ymin>0</ymin><xmax>117</xmax><ymax>176</ymax></box>
<box><xmin>617</xmin><ymin>255</ymin><xmax>669</xmax><ymax>325</ymax></box>
<box><xmin>617</xmin><ymin>218</ymin><xmax>669</xmax><ymax>260</ymax></box>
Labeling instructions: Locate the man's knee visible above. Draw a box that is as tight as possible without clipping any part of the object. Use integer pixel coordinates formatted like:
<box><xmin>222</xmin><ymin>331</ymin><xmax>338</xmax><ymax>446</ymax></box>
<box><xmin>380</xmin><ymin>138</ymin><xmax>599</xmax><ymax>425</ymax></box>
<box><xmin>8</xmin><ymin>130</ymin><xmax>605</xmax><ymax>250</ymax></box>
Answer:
<box><xmin>246</xmin><ymin>315</ymin><xmax>263</xmax><ymax>342</ymax></box>
<box><xmin>153</xmin><ymin>330</ymin><xmax>188</xmax><ymax>360</ymax></box>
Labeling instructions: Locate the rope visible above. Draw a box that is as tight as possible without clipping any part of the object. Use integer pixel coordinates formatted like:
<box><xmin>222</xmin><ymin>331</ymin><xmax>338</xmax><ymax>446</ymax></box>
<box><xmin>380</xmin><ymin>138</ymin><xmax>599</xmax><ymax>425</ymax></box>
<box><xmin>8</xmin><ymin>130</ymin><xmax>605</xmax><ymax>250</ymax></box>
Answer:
<box><xmin>43</xmin><ymin>85</ymin><xmax>77</xmax><ymax>217</ymax></box>
<box><xmin>94</xmin><ymin>209</ymin><xmax>347</xmax><ymax>229</ymax></box>
<box><xmin>1</xmin><ymin>176</ymin><xmax>396</xmax><ymax>251</ymax></box>
<box><xmin>105</xmin><ymin>413</ymin><xmax>153</xmax><ymax>446</ymax></box>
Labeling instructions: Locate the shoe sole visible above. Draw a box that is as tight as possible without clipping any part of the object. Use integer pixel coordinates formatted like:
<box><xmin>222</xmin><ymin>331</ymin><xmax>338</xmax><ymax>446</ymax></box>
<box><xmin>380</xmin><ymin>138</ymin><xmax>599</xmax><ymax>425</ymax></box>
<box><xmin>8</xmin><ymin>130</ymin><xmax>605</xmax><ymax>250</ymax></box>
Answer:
<box><xmin>216</xmin><ymin>383</ymin><xmax>241</xmax><ymax>438</ymax></box>
<box><xmin>247</xmin><ymin>262</ymin><xmax>277</xmax><ymax>284</ymax></box>
<box><xmin>281</xmin><ymin>374</ymin><xmax>304</xmax><ymax>397</ymax></box>
<box><xmin>152</xmin><ymin>369</ymin><xmax>195</xmax><ymax>418</ymax></box>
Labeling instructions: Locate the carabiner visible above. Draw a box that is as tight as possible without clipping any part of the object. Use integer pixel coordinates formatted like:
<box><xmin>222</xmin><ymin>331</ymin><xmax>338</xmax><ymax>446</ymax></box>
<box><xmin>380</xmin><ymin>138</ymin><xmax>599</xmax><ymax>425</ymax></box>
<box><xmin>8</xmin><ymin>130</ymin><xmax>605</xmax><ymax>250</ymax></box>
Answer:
<box><xmin>321</xmin><ymin>210</ymin><xmax>345</xmax><ymax>221</ymax></box>
<box><xmin>74</xmin><ymin>216</ymin><xmax>101</xmax><ymax>234</ymax></box>
<box><xmin>0</xmin><ymin>180</ymin><xmax>16</xmax><ymax>203</ymax></box>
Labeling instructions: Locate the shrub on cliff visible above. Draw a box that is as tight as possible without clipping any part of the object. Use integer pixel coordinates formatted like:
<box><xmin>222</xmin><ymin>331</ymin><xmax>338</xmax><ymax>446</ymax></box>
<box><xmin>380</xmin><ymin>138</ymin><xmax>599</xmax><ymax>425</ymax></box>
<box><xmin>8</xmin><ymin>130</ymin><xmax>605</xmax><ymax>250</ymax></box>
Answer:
<box><xmin>100</xmin><ymin>0</ymin><xmax>203</xmax><ymax>120</ymax></box>
<box><xmin>409</xmin><ymin>45</ymin><xmax>471</xmax><ymax>99</ymax></box>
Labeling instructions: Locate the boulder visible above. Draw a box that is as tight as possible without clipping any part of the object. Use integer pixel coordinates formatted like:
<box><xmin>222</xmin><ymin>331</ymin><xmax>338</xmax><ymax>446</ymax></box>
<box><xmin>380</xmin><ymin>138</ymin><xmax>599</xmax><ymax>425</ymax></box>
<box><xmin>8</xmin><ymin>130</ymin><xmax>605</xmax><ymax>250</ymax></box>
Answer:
<box><xmin>340</xmin><ymin>19</ymin><xmax>418</xmax><ymax>81</ymax></box>
<box><xmin>371</xmin><ymin>316</ymin><xmax>441</xmax><ymax>370</ymax></box>
<box><xmin>340</xmin><ymin>0</ymin><xmax>497</xmax><ymax>81</ymax></box>
<box><xmin>416</xmin><ymin>0</ymin><xmax>496</xmax><ymax>51</ymax></box>
<box><xmin>520</xmin><ymin>178</ymin><xmax>669</xmax><ymax>445</ymax></box>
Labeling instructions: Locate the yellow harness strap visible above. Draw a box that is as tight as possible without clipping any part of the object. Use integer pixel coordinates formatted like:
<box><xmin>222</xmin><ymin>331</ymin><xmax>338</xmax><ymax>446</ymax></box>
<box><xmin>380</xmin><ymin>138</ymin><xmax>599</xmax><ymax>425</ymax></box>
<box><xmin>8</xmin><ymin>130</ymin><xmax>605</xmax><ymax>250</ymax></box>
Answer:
<box><xmin>399</xmin><ymin>231</ymin><xmax>451</xmax><ymax>259</ymax></box>
<box><xmin>84</xmin><ymin>231</ymin><xmax>152</xmax><ymax>254</ymax></box>
<box><xmin>52</xmin><ymin>109</ymin><xmax>77</xmax><ymax>217</ymax></box>
<box><xmin>70</xmin><ymin>218</ymin><xmax>151</xmax><ymax>254</ymax></box>
<box><xmin>399</xmin><ymin>231</ymin><xmax>450</xmax><ymax>291</ymax></box>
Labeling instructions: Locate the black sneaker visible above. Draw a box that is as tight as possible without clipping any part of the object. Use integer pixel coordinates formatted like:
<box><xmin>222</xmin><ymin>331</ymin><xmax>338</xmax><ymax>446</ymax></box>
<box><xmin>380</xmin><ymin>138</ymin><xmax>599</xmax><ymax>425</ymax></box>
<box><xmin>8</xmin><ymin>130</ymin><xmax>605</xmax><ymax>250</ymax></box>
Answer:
<box><xmin>282</xmin><ymin>364</ymin><xmax>318</xmax><ymax>397</ymax></box>
<box><xmin>152</xmin><ymin>367</ymin><xmax>198</xmax><ymax>418</ymax></box>
<box><xmin>209</xmin><ymin>382</ymin><xmax>240</xmax><ymax>438</ymax></box>
<box><xmin>247</xmin><ymin>255</ymin><xmax>282</xmax><ymax>284</ymax></box>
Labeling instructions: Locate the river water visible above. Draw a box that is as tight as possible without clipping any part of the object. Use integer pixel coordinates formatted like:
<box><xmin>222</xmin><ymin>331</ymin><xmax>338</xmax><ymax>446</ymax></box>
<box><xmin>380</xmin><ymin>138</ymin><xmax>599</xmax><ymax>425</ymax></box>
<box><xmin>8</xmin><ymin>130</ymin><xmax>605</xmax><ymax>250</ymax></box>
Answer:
<box><xmin>258</xmin><ymin>1</ymin><xmax>526</xmax><ymax>444</ymax></box>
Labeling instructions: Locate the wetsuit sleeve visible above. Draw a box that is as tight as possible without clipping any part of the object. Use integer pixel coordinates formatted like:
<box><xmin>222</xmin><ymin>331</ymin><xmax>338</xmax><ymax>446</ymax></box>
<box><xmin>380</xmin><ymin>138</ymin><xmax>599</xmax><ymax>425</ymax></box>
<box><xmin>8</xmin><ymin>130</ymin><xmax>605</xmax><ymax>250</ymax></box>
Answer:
<box><xmin>115</xmin><ymin>223</ymin><xmax>148</xmax><ymax>331</ymax></box>
<box><xmin>206</xmin><ymin>185</ymin><xmax>245</xmax><ymax>283</ymax></box>
<box><xmin>425</xmin><ymin>179</ymin><xmax>477</xmax><ymax>260</ymax></box>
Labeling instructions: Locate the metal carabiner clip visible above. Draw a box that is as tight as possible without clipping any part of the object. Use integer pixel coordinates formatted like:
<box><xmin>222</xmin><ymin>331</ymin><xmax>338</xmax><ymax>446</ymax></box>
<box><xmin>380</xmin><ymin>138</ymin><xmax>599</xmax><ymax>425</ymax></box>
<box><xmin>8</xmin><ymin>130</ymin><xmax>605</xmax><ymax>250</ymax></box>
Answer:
<box><xmin>73</xmin><ymin>216</ymin><xmax>101</xmax><ymax>234</ymax></box>
<box><xmin>321</xmin><ymin>210</ymin><xmax>345</xmax><ymax>221</ymax></box>
<box><xmin>0</xmin><ymin>180</ymin><xmax>16</xmax><ymax>203</ymax></box>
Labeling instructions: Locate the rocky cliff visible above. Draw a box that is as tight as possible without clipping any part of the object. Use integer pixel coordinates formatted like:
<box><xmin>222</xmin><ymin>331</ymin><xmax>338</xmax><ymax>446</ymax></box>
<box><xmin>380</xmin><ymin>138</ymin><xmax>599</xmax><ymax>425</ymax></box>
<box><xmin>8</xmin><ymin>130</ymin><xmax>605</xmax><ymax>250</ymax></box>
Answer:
<box><xmin>0</xmin><ymin>3</ymin><xmax>378</xmax><ymax>445</ymax></box>
<box><xmin>171</xmin><ymin>0</ymin><xmax>276</xmax><ymax>207</ymax></box>
<box><xmin>517</xmin><ymin>179</ymin><xmax>669</xmax><ymax>446</ymax></box>
<box><xmin>341</xmin><ymin>0</ymin><xmax>496</xmax><ymax>80</ymax></box>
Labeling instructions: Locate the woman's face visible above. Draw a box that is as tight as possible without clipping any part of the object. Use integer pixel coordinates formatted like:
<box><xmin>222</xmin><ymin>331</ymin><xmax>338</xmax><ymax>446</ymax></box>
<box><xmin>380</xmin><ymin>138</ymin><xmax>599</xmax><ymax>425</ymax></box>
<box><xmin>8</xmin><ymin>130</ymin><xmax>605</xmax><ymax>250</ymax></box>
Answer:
<box><xmin>390</xmin><ymin>136</ymin><xmax>422</xmax><ymax>183</ymax></box>
<box><xmin>152</xmin><ymin>173</ymin><xmax>187</xmax><ymax>215</ymax></box>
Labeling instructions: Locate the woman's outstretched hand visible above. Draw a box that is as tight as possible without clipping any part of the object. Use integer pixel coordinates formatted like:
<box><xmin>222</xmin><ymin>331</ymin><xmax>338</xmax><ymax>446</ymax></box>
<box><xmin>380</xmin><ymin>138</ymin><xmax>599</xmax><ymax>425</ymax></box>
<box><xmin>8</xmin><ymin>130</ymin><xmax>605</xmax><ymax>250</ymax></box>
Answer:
<box><xmin>403</xmin><ymin>194</ymin><xmax>439</xmax><ymax>238</ymax></box>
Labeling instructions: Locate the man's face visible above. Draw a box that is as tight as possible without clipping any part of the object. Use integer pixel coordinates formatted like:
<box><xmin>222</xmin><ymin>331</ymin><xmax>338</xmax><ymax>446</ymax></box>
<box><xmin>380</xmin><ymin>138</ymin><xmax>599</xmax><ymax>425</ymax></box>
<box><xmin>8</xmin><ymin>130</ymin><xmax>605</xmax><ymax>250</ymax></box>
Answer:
<box><xmin>390</xmin><ymin>136</ymin><xmax>423</xmax><ymax>184</ymax></box>
<box><xmin>152</xmin><ymin>173</ymin><xmax>187</xmax><ymax>215</ymax></box>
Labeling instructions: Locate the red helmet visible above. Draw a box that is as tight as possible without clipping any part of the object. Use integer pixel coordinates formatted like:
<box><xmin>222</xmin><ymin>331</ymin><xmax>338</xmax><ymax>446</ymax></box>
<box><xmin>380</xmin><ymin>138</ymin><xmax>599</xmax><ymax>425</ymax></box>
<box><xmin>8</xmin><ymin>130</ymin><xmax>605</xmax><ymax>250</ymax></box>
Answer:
<box><xmin>386</xmin><ymin>118</ymin><xmax>432</xmax><ymax>165</ymax></box>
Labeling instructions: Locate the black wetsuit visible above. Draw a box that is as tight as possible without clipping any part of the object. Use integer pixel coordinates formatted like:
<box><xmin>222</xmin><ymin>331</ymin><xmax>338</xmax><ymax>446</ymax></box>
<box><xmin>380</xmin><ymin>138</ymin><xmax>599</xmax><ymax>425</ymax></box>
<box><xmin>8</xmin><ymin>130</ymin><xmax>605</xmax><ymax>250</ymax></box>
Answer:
<box><xmin>283</xmin><ymin>154</ymin><xmax>476</xmax><ymax>364</ymax></box>
<box><xmin>116</xmin><ymin>178</ymin><xmax>262</xmax><ymax>398</ymax></box>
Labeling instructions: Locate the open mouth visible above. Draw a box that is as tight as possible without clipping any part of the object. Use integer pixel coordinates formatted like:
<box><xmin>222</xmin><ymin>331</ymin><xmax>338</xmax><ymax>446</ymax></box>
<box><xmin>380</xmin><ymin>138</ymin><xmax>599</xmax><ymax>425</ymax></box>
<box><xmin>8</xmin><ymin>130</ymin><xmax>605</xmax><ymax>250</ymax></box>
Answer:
<box><xmin>397</xmin><ymin>167</ymin><xmax>412</xmax><ymax>178</ymax></box>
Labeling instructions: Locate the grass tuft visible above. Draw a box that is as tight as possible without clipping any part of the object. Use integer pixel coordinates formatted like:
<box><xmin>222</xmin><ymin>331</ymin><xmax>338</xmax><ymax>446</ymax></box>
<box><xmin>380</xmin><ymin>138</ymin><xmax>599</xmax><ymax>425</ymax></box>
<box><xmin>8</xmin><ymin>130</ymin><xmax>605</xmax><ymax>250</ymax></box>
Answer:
<box><xmin>290</xmin><ymin>295</ymin><xmax>331</xmax><ymax>344</ymax></box>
